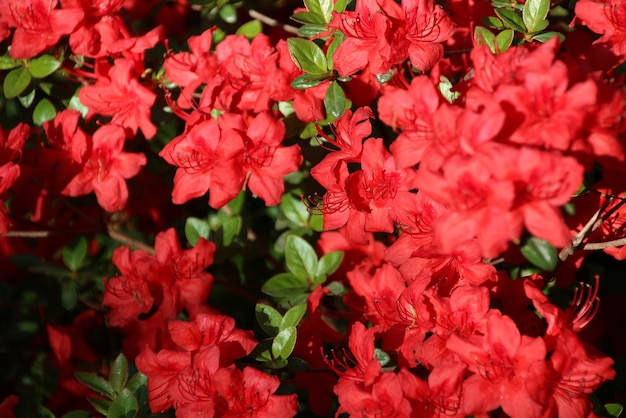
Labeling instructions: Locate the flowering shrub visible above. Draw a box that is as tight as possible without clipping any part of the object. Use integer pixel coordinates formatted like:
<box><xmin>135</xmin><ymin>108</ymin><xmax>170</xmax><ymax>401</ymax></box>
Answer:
<box><xmin>1</xmin><ymin>0</ymin><xmax>626</xmax><ymax>417</ymax></box>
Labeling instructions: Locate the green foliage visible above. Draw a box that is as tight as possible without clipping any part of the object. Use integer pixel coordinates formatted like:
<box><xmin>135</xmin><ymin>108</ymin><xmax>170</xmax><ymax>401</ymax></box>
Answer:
<box><xmin>287</xmin><ymin>38</ymin><xmax>328</xmax><ymax>74</ymax></box>
<box><xmin>521</xmin><ymin>236</ymin><xmax>558</xmax><ymax>272</ymax></box>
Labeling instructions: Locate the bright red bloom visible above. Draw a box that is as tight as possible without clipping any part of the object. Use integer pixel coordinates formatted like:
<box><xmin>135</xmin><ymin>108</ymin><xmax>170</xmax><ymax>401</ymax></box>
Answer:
<box><xmin>576</xmin><ymin>0</ymin><xmax>626</xmax><ymax>58</ymax></box>
<box><xmin>335</xmin><ymin>372</ymin><xmax>412</xmax><ymax>418</ymax></box>
<box><xmin>0</xmin><ymin>395</ymin><xmax>18</xmax><ymax>418</ymax></box>
<box><xmin>0</xmin><ymin>0</ymin><xmax>83</xmax><ymax>59</ymax></box>
<box><xmin>329</xmin><ymin>0</ymin><xmax>454</xmax><ymax>76</ymax></box>
<box><xmin>447</xmin><ymin>313</ymin><xmax>550</xmax><ymax>417</ymax></box>
<box><xmin>0</xmin><ymin>123</ymin><xmax>28</xmax><ymax>234</ymax></box>
<box><xmin>63</xmin><ymin>123</ymin><xmax>146</xmax><ymax>212</ymax></box>
<box><xmin>79</xmin><ymin>58</ymin><xmax>157</xmax><ymax>139</ymax></box>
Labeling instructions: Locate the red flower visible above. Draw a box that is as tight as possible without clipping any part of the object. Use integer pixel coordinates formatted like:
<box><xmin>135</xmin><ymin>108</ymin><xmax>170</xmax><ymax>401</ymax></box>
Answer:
<box><xmin>576</xmin><ymin>0</ymin><xmax>626</xmax><ymax>58</ymax></box>
<box><xmin>0</xmin><ymin>123</ymin><xmax>28</xmax><ymax>234</ymax></box>
<box><xmin>79</xmin><ymin>58</ymin><xmax>157</xmax><ymax>139</ymax></box>
<box><xmin>0</xmin><ymin>0</ymin><xmax>83</xmax><ymax>59</ymax></box>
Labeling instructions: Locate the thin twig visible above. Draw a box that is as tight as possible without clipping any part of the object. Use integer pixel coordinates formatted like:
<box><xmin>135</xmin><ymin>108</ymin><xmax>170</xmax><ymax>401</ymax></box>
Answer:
<box><xmin>0</xmin><ymin>230</ymin><xmax>55</xmax><ymax>238</ymax></box>
<box><xmin>248</xmin><ymin>9</ymin><xmax>301</xmax><ymax>35</ymax></box>
<box><xmin>107</xmin><ymin>227</ymin><xmax>155</xmax><ymax>255</ymax></box>
<box><xmin>584</xmin><ymin>237</ymin><xmax>626</xmax><ymax>251</ymax></box>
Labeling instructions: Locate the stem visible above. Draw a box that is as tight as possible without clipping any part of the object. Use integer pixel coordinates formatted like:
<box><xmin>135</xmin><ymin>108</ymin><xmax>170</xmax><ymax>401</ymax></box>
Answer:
<box><xmin>106</xmin><ymin>227</ymin><xmax>155</xmax><ymax>255</ymax></box>
<box><xmin>248</xmin><ymin>9</ymin><xmax>301</xmax><ymax>35</ymax></box>
<box><xmin>584</xmin><ymin>237</ymin><xmax>626</xmax><ymax>251</ymax></box>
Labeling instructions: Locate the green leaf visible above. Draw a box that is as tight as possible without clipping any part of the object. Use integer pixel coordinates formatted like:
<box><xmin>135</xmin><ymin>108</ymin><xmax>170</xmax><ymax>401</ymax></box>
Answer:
<box><xmin>63</xmin><ymin>236</ymin><xmax>88</xmax><ymax>272</ymax></box>
<box><xmin>280</xmin><ymin>304</ymin><xmax>307</xmax><ymax>330</ymax></box>
<box><xmin>185</xmin><ymin>217</ymin><xmax>210</xmax><ymax>246</ymax></box>
<box><xmin>28</xmin><ymin>55</ymin><xmax>61</xmax><ymax>78</ymax></box>
<box><xmin>474</xmin><ymin>26</ymin><xmax>496</xmax><ymax>53</ymax></box>
<box><xmin>325</xmin><ymin>32</ymin><xmax>344</xmax><ymax>70</ymax></box>
<box><xmin>438</xmin><ymin>76</ymin><xmax>460</xmax><ymax>104</ymax></box>
<box><xmin>375</xmin><ymin>70</ymin><xmax>394</xmax><ymax>84</ymax></box>
<box><xmin>32</xmin><ymin>98</ymin><xmax>56</xmax><ymax>125</ymax></box>
<box><xmin>287</xmin><ymin>38</ymin><xmax>328</xmax><ymax>74</ymax></box>
<box><xmin>374</xmin><ymin>348</ymin><xmax>390</xmax><ymax>367</ymax></box>
<box><xmin>109</xmin><ymin>353</ymin><xmax>129</xmax><ymax>395</ymax></box>
<box><xmin>304</xmin><ymin>0</ymin><xmax>333</xmax><ymax>23</ymax></box>
<box><xmin>334</xmin><ymin>0</ymin><xmax>348</xmax><ymax>12</ymax></box>
<box><xmin>291</xmin><ymin>73</ymin><xmax>328</xmax><ymax>90</ymax></box>
<box><xmin>75</xmin><ymin>372</ymin><xmax>114</xmax><ymax>398</ymax></box>
<box><xmin>69</xmin><ymin>95</ymin><xmax>89</xmax><ymax>118</ymax></box>
<box><xmin>482</xmin><ymin>16</ymin><xmax>504</xmax><ymax>29</ymax></box>
<box><xmin>218</xmin><ymin>4</ymin><xmax>237</xmax><ymax>23</ymax></box>
<box><xmin>285</xmin><ymin>235</ymin><xmax>318</xmax><ymax>280</ymax></box>
<box><xmin>262</xmin><ymin>273</ymin><xmax>309</xmax><ymax>297</ymax></box>
<box><xmin>309</xmin><ymin>213</ymin><xmax>324</xmax><ymax>232</ymax></box>
<box><xmin>291</xmin><ymin>11</ymin><xmax>326</xmax><ymax>25</ymax></box>
<box><xmin>324</xmin><ymin>81</ymin><xmax>346</xmax><ymax>120</ymax></box>
<box><xmin>236</xmin><ymin>20</ymin><xmax>262</xmax><ymax>38</ymax></box>
<box><xmin>495</xmin><ymin>8</ymin><xmax>527</xmax><ymax>33</ymax></box>
<box><xmin>61</xmin><ymin>280</ymin><xmax>77</xmax><ymax>311</ymax></box>
<box><xmin>221</xmin><ymin>216</ymin><xmax>241</xmax><ymax>246</ymax></box>
<box><xmin>61</xmin><ymin>411</ymin><xmax>94</xmax><ymax>418</ymax></box>
<box><xmin>88</xmin><ymin>398</ymin><xmax>112</xmax><ymax>415</ymax></box>
<box><xmin>495</xmin><ymin>29</ymin><xmax>515</xmax><ymax>53</ymax></box>
<box><xmin>522</xmin><ymin>0</ymin><xmax>550</xmax><ymax>33</ymax></box>
<box><xmin>18</xmin><ymin>87</ymin><xmax>36</xmax><ymax>108</ymax></box>
<box><xmin>280</xmin><ymin>193</ymin><xmax>309</xmax><ymax>227</ymax></box>
<box><xmin>3</xmin><ymin>67</ymin><xmax>31</xmax><ymax>99</ymax></box>
<box><xmin>298</xmin><ymin>24</ymin><xmax>329</xmax><ymax>37</ymax></box>
<box><xmin>605</xmin><ymin>403</ymin><xmax>623</xmax><ymax>417</ymax></box>
<box><xmin>272</xmin><ymin>326</ymin><xmax>297</xmax><ymax>360</ymax></box>
<box><xmin>520</xmin><ymin>236</ymin><xmax>557</xmax><ymax>271</ymax></box>
<box><xmin>531</xmin><ymin>31</ymin><xmax>564</xmax><ymax>42</ymax></box>
<box><xmin>0</xmin><ymin>56</ymin><xmax>20</xmax><ymax>70</ymax></box>
<box><xmin>126</xmin><ymin>372</ymin><xmax>147</xmax><ymax>393</ymax></box>
<box><xmin>107</xmin><ymin>388</ymin><xmax>138</xmax><ymax>418</ymax></box>
<box><xmin>256</xmin><ymin>303</ymin><xmax>283</xmax><ymax>336</ymax></box>
<box><xmin>315</xmin><ymin>251</ymin><xmax>343</xmax><ymax>281</ymax></box>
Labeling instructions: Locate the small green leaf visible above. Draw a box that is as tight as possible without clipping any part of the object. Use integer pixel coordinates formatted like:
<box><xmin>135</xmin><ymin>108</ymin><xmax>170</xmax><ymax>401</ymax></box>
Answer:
<box><xmin>474</xmin><ymin>26</ymin><xmax>496</xmax><ymax>53</ymax></box>
<box><xmin>256</xmin><ymin>303</ymin><xmax>283</xmax><ymax>337</ymax></box>
<box><xmin>17</xmin><ymin>88</ymin><xmax>36</xmax><ymax>108</ymax></box>
<box><xmin>482</xmin><ymin>16</ymin><xmax>504</xmax><ymax>29</ymax></box>
<box><xmin>285</xmin><ymin>235</ymin><xmax>318</xmax><ymax>280</ymax></box>
<box><xmin>185</xmin><ymin>217</ymin><xmax>210</xmax><ymax>246</ymax></box>
<box><xmin>109</xmin><ymin>353</ymin><xmax>129</xmax><ymax>395</ymax></box>
<box><xmin>375</xmin><ymin>70</ymin><xmax>394</xmax><ymax>84</ymax></box>
<box><xmin>32</xmin><ymin>98</ymin><xmax>56</xmax><ymax>125</ymax></box>
<box><xmin>280</xmin><ymin>304</ymin><xmax>307</xmax><ymax>330</ymax></box>
<box><xmin>291</xmin><ymin>73</ymin><xmax>328</xmax><ymax>89</ymax></box>
<box><xmin>107</xmin><ymin>388</ymin><xmax>138</xmax><ymax>418</ymax></box>
<box><xmin>218</xmin><ymin>4</ymin><xmax>237</xmax><ymax>23</ymax></box>
<box><xmin>221</xmin><ymin>216</ymin><xmax>241</xmax><ymax>246</ymax></box>
<box><xmin>3</xmin><ymin>67</ymin><xmax>31</xmax><ymax>99</ymax></box>
<box><xmin>605</xmin><ymin>403</ymin><xmax>623</xmax><ymax>417</ymax></box>
<box><xmin>272</xmin><ymin>326</ymin><xmax>297</xmax><ymax>360</ymax></box>
<box><xmin>520</xmin><ymin>236</ymin><xmax>558</xmax><ymax>271</ymax></box>
<box><xmin>298</xmin><ymin>24</ymin><xmax>329</xmax><ymax>37</ymax></box>
<box><xmin>0</xmin><ymin>56</ymin><xmax>20</xmax><ymax>70</ymax></box>
<box><xmin>495</xmin><ymin>29</ymin><xmax>514</xmax><ymax>53</ymax></box>
<box><xmin>334</xmin><ymin>0</ymin><xmax>348</xmax><ymax>12</ymax></box>
<box><xmin>236</xmin><ymin>20</ymin><xmax>262</xmax><ymax>38</ymax></box>
<box><xmin>262</xmin><ymin>273</ymin><xmax>309</xmax><ymax>297</ymax></box>
<box><xmin>438</xmin><ymin>76</ymin><xmax>460</xmax><ymax>104</ymax></box>
<box><xmin>287</xmin><ymin>38</ymin><xmax>328</xmax><ymax>74</ymax></box>
<box><xmin>304</xmin><ymin>0</ymin><xmax>333</xmax><ymax>23</ymax></box>
<box><xmin>291</xmin><ymin>11</ymin><xmax>326</xmax><ymax>25</ymax></box>
<box><xmin>75</xmin><ymin>372</ymin><xmax>114</xmax><ymax>398</ymax></box>
<box><xmin>315</xmin><ymin>251</ymin><xmax>343</xmax><ymax>281</ymax></box>
<box><xmin>522</xmin><ymin>0</ymin><xmax>550</xmax><ymax>33</ymax></box>
<box><xmin>88</xmin><ymin>398</ymin><xmax>112</xmax><ymax>415</ymax></box>
<box><xmin>325</xmin><ymin>32</ymin><xmax>344</xmax><ymax>70</ymax></box>
<box><xmin>281</xmin><ymin>194</ymin><xmax>309</xmax><ymax>227</ymax></box>
<box><xmin>63</xmin><ymin>236</ymin><xmax>88</xmax><ymax>272</ymax></box>
<box><xmin>309</xmin><ymin>213</ymin><xmax>324</xmax><ymax>232</ymax></box>
<box><xmin>126</xmin><ymin>372</ymin><xmax>147</xmax><ymax>394</ymax></box>
<box><xmin>69</xmin><ymin>95</ymin><xmax>89</xmax><ymax>118</ymax></box>
<box><xmin>324</xmin><ymin>81</ymin><xmax>346</xmax><ymax>120</ymax></box>
<box><xmin>531</xmin><ymin>31</ymin><xmax>564</xmax><ymax>43</ymax></box>
<box><xmin>28</xmin><ymin>55</ymin><xmax>61</xmax><ymax>78</ymax></box>
<box><xmin>61</xmin><ymin>411</ymin><xmax>94</xmax><ymax>418</ymax></box>
<box><xmin>374</xmin><ymin>348</ymin><xmax>390</xmax><ymax>367</ymax></box>
<box><xmin>495</xmin><ymin>8</ymin><xmax>527</xmax><ymax>33</ymax></box>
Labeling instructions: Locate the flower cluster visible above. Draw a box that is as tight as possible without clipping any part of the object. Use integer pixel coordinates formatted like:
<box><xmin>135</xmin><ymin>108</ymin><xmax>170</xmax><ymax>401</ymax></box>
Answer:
<box><xmin>0</xmin><ymin>0</ymin><xmax>625</xmax><ymax>417</ymax></box>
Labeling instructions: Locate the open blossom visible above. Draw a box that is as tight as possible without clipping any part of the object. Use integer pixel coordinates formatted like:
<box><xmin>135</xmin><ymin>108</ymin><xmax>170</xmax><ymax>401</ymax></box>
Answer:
<box><xmin>576</xmin><ymin>0</ymin><xmax>626</xmax><ymax>58</ymax></box>
<box><xmin>0</xmin><ymin>0</ymin><xmax>83</xmax><ymax>59</ymax></box>
<box><xmin>329</xmin><ymin>0</ymin><xmax>454</xmax><ymax>76</ymax></box>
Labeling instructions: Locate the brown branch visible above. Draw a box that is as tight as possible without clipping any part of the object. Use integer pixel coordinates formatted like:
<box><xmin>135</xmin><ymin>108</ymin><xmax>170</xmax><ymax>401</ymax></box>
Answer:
<box><xmin>107</xmin><ymin>227</ymin><xmax>155</xmax><ymax>255</ymax></box>
<box><xmin>0</xmin><ymin>230</ymin><xmax>56</xmax><ymax>238</ymax></box>
<box><xmin>248</xmin><ymin>9</ymin><xmax>301</xmax><ymax>35</ymax></box>
<box><xmin>584</xmin><ymin>237</ymin><xmax>626</xmax><ymax>251</ymax></box>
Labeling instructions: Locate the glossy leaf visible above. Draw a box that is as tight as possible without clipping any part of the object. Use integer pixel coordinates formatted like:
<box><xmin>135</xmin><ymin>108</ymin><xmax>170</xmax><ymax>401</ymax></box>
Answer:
<box><xmin>185</xmin><ymin>217</ymin><xmax>210</xmax><ymax>246</ymax></box>
<box><xmin>107</xmin><ymin>388</ymin><xmax>138</xmax><ymax>418</ymax></box>
<box><xmin>3</xmin><ymin>67</ymin><xmax>31</xmax><ymax>99</ymax></box>
<box><xmin>0</xmin><ymin>56</ymin><xmax>19</xmax><ymax>70</ymax></box>
<box><xmin>109</xmin><ymin>353</ymin><xmax>129</xmax><ymax>395</ymax></box>
<box><xmin>32</xmin><ymin>98</ymin><xmax>57</xmax><ymax>125</ymax></box>
<box><xmin>236</xmin><ymin>20</ymin><xmax>262</xmax><ymax>38</ymax></box>
<box><xmin>522</xmin><ymin>0</ymin><xmax>550</xmax><ymax>33</ymax></box>
<box><xmin>324</xmin><ymin>81</ymin><xmax>346</xmax><ymax>120</ymax></box>
<box><xmin>285</xmin><ymin>235</ymin><xmax>318</xmax><ymax>280</ymax></box>
<box><xmin>272</xmin><ymin>326</ymin><xmax>297</xmax><ymax>359</ymax></box>
<box><xmin>280</xmin><ymin>303</ymin><xmax>306</xmax><ymax>330</ymax></box>
<box><xmin>75</xmin><ymin>372</ymin><xmax>114</xmax><ymax>398</ymax></box>
<box><xmin>256</xmin><ymin>303</ymin><xmax>282</xmax><ymax>337</ymax></box>
<box><xmin>280</xmin><ymin>193</ymin><xmax>309</xmax><ymax>227</ymax></box>
<box><xmin>495</xmin><ymin>29</ymin><xmax>514</xmax><ymax>53</ymax></box>
<box><xmin>291</xmin><ymin>73</ymin><xmax>328</xmax><ymax>89</ymax></box>
<box><xmin>262</xmin><ymin>273</ymin><xmax>309</xmax><ymax>297</ymax></box>
<box><xmin>28</xmin><ymin>55</ymin><xmax>61</xmax><ymax>78</ymax></box>
<box><xmin>287</xmin><ymin>38</ymin><xmax>327</xmax><ymax>74</ymax></box>
<box><xmin>291</xmin><ymin>11</ymin><xmax>326</xmax><ymax>25</ymax></box>
<box><xmin>62</xmin><ymin>236</ymin><xmax>87</xmax><ymax>272</ymax></box>
<box><xmin>474</xmin><ymin>26</ymin><xmax>496</xmax><ymax>53</ymax></box>
<box><xmin>315</xmin><ymin>251</ymin><xmax>343</xmax><ymax>282</ymax></box>
<box><xmin>495</xmin><ymin>8</ymin><xmax>527</xmax><ymax>33</ymax></box>
<box><xmin>304</xmin><ymin>0</ymin><xmax>333</xmax><ymax>23</ymax></box>
<box><xmin>521</xmin><ymin>236</ymin><xmax>557</xmax><ymax>271</ymax></box>
<box><xmin>218</xmin><ymin>4</ymin><xmax>237</xmax><ymax>23</ymax></box>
